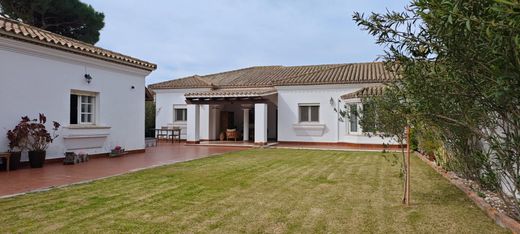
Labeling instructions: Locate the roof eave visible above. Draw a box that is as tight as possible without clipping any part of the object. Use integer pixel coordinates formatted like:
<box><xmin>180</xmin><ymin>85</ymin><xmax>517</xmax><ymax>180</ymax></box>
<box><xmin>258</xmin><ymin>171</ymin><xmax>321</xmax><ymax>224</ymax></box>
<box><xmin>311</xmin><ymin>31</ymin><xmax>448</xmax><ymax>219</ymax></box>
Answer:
<box><xmin>0</xmin><ymin>30</ymin><xmax>156</xmax><ymax>72</ymax></box>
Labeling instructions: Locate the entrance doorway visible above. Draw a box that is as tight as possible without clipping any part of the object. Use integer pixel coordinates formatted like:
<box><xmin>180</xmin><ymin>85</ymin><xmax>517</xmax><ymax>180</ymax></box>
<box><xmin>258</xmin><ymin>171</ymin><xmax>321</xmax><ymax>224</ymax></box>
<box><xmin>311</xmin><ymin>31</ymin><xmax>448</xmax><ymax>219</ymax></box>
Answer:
<box><xmin>220</xmin><ymin>111</ymin><xmax>235</xmax><ymax>131</ymax></box>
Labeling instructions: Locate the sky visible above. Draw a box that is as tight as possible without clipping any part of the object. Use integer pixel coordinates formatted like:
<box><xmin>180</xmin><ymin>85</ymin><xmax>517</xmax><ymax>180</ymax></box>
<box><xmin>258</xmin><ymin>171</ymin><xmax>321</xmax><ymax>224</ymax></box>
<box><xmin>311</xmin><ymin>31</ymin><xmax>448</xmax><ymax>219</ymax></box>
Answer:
<box><xmin>82</xmin><ymin>0</ymin><xmax>410</xmax><ymax>85</ymax></box>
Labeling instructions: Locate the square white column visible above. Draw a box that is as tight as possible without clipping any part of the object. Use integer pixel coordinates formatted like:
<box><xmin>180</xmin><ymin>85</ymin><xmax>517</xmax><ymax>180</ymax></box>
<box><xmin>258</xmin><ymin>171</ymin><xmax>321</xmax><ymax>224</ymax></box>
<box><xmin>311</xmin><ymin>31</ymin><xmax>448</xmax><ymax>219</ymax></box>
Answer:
<box><xmin>243</xmin><ymin>108</ymin><xmax>250</xmax><ymax>141</ymax></box>
<box><xmin>187</xmin><ymin>104</ymin><xmax>200</xmax><ymax>143</ymax></box>
<box><xmin>210</xmin><ymin>106</ymin><xmax>220</xmax><ymax>140</ymax></box>
<box><xmin>254</xmin><ymin>103</ymin><xmax>268</xmax><ymax>145</ymax></box>
<box><xmin>199</xmin><ymin>105</ymin><xmax>210</xmax><ymax>141</ymax></box>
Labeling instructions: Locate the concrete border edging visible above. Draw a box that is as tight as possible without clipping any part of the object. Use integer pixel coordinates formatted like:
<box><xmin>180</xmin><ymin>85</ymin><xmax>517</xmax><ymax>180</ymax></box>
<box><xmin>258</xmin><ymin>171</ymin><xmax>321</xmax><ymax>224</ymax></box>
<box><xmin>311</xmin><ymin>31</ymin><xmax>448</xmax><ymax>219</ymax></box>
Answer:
<box><xmin>416</xmin><ymin>152</ymin><xmax>520</xmax><ymax>233</ymax></box>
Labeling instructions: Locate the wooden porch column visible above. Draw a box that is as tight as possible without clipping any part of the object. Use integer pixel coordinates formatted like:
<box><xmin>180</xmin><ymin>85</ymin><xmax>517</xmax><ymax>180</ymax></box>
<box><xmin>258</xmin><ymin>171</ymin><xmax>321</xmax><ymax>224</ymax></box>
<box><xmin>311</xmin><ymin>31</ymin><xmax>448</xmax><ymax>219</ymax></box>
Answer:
<box><xmin>187</xmin><ymin>104</ymin><xmax>200</xmax><ymax>144</ymax></box>
<box><xmin>254</xmin><ymin>103</ymin><xmax>268</xmax><ymax>145</ymax></box>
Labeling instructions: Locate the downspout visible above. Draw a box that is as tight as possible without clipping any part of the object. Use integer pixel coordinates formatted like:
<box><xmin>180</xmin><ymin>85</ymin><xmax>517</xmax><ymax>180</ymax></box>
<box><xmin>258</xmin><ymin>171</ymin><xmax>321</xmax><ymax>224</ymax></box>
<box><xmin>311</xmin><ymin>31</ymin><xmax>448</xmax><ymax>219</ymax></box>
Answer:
<box><xmin>337</xmin><ymin>98</ymin><xmax>341</xmax><ymax>143</ymax></box>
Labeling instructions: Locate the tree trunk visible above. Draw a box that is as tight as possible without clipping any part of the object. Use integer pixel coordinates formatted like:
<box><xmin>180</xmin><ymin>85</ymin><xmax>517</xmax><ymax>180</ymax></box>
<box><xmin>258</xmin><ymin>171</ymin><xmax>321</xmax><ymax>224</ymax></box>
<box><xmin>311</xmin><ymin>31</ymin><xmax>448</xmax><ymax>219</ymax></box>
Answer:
<box><xmin>405</xmin><ymin>126</ymin><xmax>411</xmax><ymax>205</ymax></box>
<box><xmin>401</xmin><ymin>126</ymin><xmax>411</xmax><ymax>206</ymax></box>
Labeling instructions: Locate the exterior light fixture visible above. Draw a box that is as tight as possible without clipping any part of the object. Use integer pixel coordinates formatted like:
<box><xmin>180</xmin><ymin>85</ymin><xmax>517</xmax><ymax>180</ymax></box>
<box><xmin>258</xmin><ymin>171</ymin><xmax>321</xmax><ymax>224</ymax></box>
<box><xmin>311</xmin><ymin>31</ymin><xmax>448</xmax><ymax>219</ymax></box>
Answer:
<box><xmin>84</xmin><ymin>74</ymin><xmax>92</xmax><ymax>84</ymax></box>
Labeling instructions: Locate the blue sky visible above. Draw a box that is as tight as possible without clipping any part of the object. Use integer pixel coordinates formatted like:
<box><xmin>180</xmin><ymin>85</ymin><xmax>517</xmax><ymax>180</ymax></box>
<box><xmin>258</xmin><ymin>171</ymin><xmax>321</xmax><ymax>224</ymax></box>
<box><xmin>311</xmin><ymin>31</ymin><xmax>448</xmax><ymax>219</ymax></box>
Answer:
<box><xmin>82</xmin><ymin>0</ymin><xmax>409</xmax><ymax>84</ymax></box>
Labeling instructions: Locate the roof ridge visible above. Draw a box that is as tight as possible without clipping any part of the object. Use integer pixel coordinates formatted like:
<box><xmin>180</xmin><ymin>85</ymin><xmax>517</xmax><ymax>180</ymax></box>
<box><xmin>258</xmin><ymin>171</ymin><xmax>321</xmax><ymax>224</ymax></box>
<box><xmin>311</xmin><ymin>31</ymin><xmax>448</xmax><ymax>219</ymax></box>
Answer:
<box><xmin>283</xmin><ymin>61</ymin><xmax>382</xmax><ymax>68</ymax></box>
<box><xmin>192</xmin><ymin>75</ymin><xmax>213</xmax><ymax>86</ymax></box>
<box><xmin>198</xmin><ymin>65</ymin><xmax>281</xmax><ymax>79</ymax></box>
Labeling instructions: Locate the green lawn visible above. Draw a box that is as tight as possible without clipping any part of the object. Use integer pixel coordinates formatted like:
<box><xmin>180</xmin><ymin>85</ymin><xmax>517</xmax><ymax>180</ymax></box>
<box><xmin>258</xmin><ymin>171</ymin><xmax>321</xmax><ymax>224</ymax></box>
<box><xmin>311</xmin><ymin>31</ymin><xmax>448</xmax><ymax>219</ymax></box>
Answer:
<box><xmin>0</xmin><ymin>149</ymin><xmax>507</xmax><ymax>233</ymax></box>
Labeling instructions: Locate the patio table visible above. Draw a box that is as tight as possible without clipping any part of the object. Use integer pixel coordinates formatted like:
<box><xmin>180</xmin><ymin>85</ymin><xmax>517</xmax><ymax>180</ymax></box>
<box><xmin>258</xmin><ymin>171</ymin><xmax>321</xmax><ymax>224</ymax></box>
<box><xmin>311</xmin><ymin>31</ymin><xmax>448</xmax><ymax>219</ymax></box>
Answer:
<box><xmin>0</xmin><ymin>152</ymin><xmax>11</xmax><ymax>172</ymax></box>
<box><xmin>155</xmin><ymin>128</ymin><xmax>181</xmax><ymax>143</ymax></box>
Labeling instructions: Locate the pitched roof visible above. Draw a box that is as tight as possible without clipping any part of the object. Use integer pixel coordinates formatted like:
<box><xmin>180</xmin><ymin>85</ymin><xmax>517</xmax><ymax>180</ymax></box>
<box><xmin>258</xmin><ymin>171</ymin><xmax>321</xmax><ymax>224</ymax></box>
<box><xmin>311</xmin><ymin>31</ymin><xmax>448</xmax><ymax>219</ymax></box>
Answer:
<box><xmin>340</xmin><ymin>86</ymin><xmax>386</xmax><ymax>100</ymax></box>
<box><xmin>149</xmin><ymin>76</ymin><xmax>212</xmax><ymax>89</ymax></box>
<box><xmin>0</xmin><ymin>16</ymin><xmax>156</xmax><ymax>71</ymax></box>
<box><xmin>275</xmin><ymin>62</ymin><xmax>393</xmax><ymax>86</ymax></box>
<box><xmin>185</xmin><ymin>87</ymin><xmax>277</xmax><ymax>98</ymax></box>
<box><xmin>149</xmin><ymin>62</ymin><xmax>393</xmax><ymax>90</ymax></box>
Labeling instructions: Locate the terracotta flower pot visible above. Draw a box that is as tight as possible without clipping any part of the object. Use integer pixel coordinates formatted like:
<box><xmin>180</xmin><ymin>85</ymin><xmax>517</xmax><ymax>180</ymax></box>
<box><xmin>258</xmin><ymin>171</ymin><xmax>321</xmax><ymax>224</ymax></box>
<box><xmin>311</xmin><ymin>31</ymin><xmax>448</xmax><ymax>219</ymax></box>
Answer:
<box><xmin>28</xmin><ymin>151</ymin><xmax>46</xmax><ymax>168</ymax></box>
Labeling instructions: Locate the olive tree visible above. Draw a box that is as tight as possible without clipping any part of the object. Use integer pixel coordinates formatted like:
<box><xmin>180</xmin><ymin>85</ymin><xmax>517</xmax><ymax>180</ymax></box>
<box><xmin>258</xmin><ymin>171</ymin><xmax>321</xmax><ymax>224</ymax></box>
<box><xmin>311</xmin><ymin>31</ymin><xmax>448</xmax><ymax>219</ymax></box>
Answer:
<box><xmin>354</xmin><ymin>0</ymin><xmax>520</xmax><ymax>219</ymax></box>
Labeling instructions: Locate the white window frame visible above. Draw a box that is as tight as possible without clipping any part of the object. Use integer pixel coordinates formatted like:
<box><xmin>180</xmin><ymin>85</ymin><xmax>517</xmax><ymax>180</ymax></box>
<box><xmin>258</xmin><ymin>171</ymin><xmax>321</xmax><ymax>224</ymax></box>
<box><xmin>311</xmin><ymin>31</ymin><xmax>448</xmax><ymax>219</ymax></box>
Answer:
<box><xmin>298</xmin><ymin>103</ymin><xmax>320</xmax><ymax>123</ymax></box>
<box><xmin>173</xmin><ymin>105</ymin><xmax>187</xmax><ymax>123</ymax></box>
<box><xmin>71</xmin><ymin>90</ymin><xmax>98</xmax><ymax>125</ymax></box>
<box><xmin>347</xmin><ymin>103</ymin><xmax>362</xmax><ymax>135</ymax></box>
<box><xmin>79</xmin><ymin>95</ymin><xmax>95</xmax><ymax>124</ymax></box>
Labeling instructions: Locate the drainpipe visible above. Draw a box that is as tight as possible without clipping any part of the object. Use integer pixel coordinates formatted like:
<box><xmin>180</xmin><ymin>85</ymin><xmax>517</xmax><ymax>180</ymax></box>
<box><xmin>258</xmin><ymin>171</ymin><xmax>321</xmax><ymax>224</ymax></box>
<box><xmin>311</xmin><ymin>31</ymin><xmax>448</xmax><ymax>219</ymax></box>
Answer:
<box><xmin>337</xmin><ymin>98</ymin><xmax>341</xmax><ymax>143</ymax></box>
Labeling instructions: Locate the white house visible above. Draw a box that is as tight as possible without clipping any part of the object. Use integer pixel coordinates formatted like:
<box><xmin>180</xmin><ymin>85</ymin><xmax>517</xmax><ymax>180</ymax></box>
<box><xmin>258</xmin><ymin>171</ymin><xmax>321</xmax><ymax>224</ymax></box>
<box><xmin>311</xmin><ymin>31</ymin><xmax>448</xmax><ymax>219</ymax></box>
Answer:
<box><xmin>0</xmin><ymin>16</ymin><xmax>156</xmax><ymax>160</ymax></box>
<box><xmin>150</xmin><ymin>62</ymin><xmax>399</xmax><ymax>149</ymax></box>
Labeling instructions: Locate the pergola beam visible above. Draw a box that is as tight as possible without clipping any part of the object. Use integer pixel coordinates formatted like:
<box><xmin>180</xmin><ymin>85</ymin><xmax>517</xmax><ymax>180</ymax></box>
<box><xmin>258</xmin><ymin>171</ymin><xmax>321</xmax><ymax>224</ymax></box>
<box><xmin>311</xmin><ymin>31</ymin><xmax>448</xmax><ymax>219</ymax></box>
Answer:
<box><xmin>185</xmin><ymin>96</ymin><xmax>273</xmax><ymax>105</ymax></box>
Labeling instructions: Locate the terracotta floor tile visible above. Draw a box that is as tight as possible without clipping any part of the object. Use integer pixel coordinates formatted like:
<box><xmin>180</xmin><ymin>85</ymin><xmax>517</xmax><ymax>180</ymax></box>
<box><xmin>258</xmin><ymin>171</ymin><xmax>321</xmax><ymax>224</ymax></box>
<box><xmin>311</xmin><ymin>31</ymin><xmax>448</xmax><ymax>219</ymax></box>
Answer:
<box><xmin>0</xmin><ymin>143</ymin><xmax>246</xmax><ymax>197</ymax></box>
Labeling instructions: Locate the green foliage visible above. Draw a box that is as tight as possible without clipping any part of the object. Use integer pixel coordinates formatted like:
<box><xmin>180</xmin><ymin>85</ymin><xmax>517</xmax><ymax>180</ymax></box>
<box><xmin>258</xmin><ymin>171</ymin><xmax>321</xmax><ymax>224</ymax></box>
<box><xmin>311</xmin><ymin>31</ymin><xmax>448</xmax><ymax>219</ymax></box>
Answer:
<box><xmin>354</xmin><ymin>0</ymin><xmax>520</xmax><ymax>219</ymax></box>
<box><xmin>358</xmin><ymin>85</ymin><xmax>408</xmax><ymax>145</ymax></box>
<box><xmin>0</xmin><ymin>0</ymin><xmax>105</xmax><ymax>44</ymax></box>
<box><xmin>415</xmin><ymin>126</ymin><xmax>442</xmax><ymax>157</ymax></box>
<box><xmin>410</xmin><ymin>127</ymin><xmax>419</xmax><ymax>151</ymax></box>
<box><xmin>145</xmin><ymin>101</ymin><xmax>155</xmax><ymax>138</ymax></box>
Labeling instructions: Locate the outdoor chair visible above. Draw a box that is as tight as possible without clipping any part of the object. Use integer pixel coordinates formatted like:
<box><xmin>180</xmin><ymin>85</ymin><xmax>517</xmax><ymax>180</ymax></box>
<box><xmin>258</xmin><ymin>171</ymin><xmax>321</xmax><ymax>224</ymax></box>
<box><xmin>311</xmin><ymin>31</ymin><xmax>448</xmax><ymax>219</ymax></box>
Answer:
<box><xmin>226</xmin><ymin>129</ymin><xmax>239</xmax><ymax>141</ymax></box>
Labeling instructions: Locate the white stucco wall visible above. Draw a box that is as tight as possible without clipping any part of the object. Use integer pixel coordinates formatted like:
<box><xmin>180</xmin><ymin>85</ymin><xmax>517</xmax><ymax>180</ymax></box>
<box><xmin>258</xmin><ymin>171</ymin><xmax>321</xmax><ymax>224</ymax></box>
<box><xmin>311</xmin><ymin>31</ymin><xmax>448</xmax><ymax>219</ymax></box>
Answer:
<box><xmin>153</xmin><ymin>90</ymin><xmax>277</xmax><ymax>141</ymax></box>
<box><xmin>154</xmin><ymin>88</ymin><xmax>211</xmax><ymax>140</ymax></box>
<box><xmin>0</xmin><ymin>37</ymin><xmax>151</xmax><ymax>160</ymax></box>
<box><xmin>154</xmin><ymin>84</ymin><xmax>396</xmax><ymax>145</ymax></box>
<box><xmin>276</xmin><ymin>84</ymin><xmax>395</xmax><ymax>145</ymax></box>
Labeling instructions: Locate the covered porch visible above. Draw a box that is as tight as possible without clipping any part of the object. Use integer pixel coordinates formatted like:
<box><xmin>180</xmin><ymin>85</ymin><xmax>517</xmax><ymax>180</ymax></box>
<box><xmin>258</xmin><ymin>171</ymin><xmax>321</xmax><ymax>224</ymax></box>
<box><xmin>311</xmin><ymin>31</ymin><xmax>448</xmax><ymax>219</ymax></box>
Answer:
<box><xmin>184</xmin><ymin>88</ymin><xmax>278</xmax><ymax>145</ymax></box>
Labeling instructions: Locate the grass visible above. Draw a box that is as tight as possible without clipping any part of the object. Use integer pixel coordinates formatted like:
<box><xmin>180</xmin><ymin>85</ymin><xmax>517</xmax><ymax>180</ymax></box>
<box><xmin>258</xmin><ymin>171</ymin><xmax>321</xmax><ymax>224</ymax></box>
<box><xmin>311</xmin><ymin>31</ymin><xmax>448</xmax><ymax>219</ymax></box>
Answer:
<box><xmin>0</xmin><ymin>149</ymin><xmax>508</xmax><ymax>233</ymax></box>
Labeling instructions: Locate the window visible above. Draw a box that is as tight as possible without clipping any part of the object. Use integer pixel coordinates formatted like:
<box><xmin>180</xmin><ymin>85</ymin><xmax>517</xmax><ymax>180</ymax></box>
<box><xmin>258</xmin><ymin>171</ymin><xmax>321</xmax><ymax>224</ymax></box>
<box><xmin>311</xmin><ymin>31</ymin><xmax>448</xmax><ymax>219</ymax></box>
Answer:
<box><xmin>361</xmin><ymin>103</ymin><xmax>376</xmax><ymax>133</ymax></box>
<box><xmin>299</xmin><ymin>104</ymin><xmax>319</xmax><ymax>122</ymax></box>
<box><xmin>349</xmin><ymin>104</ymin><xmax>359</xmax><ymax>132</ymax></box>
<box><xmin>70</xmin><ymin>92</ymin><xmax>96</xmax><ymax>125</ymax></box>
<box><xmin>174</xmin><ymin>108</ymin><xmax>187</xmax><ymax>122</ymax></box>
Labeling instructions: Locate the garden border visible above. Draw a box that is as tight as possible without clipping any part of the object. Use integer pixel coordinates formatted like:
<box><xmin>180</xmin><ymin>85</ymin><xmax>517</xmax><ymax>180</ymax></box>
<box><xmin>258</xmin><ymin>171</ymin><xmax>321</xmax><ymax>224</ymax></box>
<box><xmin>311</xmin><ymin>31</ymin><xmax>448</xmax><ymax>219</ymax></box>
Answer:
<box><xmin>416</xmin><ymin>152</ymin><xmax>520</xmax><ymax>233</ymax></box>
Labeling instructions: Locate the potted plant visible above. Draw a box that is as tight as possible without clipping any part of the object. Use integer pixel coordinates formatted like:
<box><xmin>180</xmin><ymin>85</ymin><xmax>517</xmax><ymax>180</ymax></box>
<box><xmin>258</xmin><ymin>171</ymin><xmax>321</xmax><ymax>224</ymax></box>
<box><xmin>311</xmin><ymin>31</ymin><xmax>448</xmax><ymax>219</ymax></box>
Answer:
<box><xmin>64</xmin><ymin>151</ymin><xmax>89</xmax><ymax>165</ymax></box>
<box><xmin>5</xmin><ymin>117</ymin><xmax>30</xmax><ymax>170</ymax></box>
<box><xmin>110</xmin><ymin>145</ymin><xmax>126</xmax><ymax>157</ymax></box>
<box><xmin>25</xmin><ymin>114</ymin><xmax>60</xmax><ymax>168</ymax></box>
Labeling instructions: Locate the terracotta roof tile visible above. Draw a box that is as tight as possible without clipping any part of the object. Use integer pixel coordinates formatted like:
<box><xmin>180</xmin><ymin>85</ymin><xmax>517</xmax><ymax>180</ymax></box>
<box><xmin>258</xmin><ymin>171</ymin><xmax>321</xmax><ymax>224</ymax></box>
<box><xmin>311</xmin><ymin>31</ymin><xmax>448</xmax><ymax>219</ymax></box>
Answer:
<box><xmin>275</xmin><ymin>62</ymin><xmax>393</xmax><ymax>86</ymax></box>
<box><xmin>149</xmin><ymin>76</ymin><xmax>212</xmax><ymax>89</ymax></box>
<box><xmin>0</xmin><ymin>16</ymin><xmax>156</xmax><ymax>71</ymax></box>
<box><xmin>150</xmin><ymin>62</ymin><xmax>391</xmax><ymax>90</ymax></box>
<box><xmin>185</xmin><ymin>87</ymin><xmax>277</xmax><ymax>98</ymax></box>
<box><xmin>340</xmin><ymin>86</ymin><xmax>386</xmax><ymax>100</ymax></box>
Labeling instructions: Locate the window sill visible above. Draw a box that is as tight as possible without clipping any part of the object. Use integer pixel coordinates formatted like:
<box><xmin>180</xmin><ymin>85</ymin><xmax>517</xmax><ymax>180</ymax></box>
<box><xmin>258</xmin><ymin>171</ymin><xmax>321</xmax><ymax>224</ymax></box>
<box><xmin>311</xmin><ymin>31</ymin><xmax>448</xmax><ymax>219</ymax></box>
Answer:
<box><xmin>63</xmin><ymin>133</ymin><xmax>109</xmax><ymax>139</ymax></box>
<box><xmin>292</xmin><ymin>123</ymin><xmax>326</xmax><ymax>136</ymax></box>
<box><xmin>293</xmin><ymin>122</ymin><xmax>325</xmax><ymax>128</ymax></box>
<box><xmin>65</xmin><ymin>125</ymin><xmax>111</xmax><ymax>130</ymax></box>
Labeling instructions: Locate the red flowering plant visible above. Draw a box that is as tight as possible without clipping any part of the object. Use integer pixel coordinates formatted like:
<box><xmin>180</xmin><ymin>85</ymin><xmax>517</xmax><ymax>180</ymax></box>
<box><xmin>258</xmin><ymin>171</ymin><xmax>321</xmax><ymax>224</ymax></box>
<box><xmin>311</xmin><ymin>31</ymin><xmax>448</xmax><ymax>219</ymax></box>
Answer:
<box><xmin>25</xmin><ymin>114</ymin><xmax>61</xmax><ymax>152</ymax></box>
<box><xmin>6</xmin><ymin>116</ymin><xmax>31</xmax><ymax>152</ymax></box>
